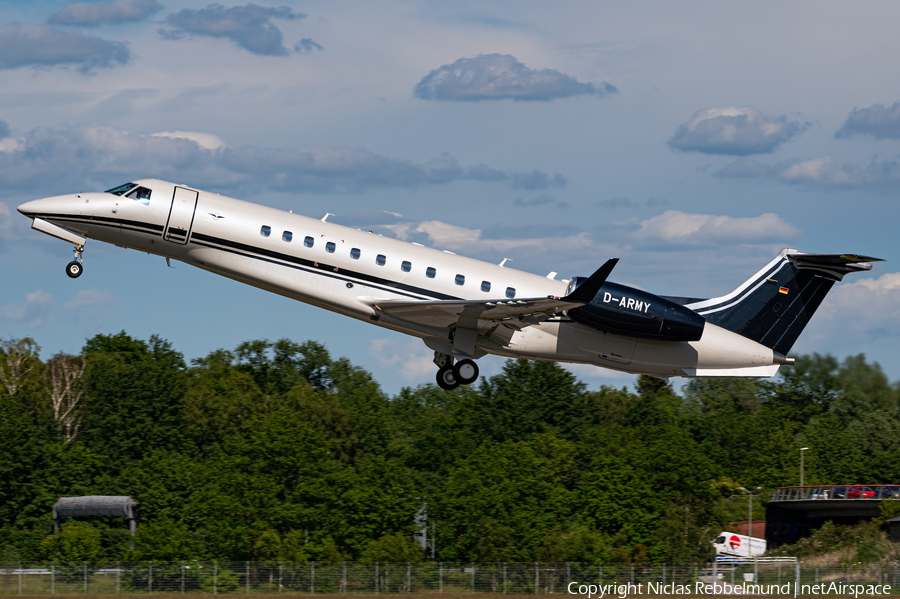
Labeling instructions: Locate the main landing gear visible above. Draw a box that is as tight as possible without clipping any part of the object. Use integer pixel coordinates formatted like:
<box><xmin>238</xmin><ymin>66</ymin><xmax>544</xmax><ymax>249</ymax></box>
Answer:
<box><xmin>65</xmin><ymin>244</ymin><xmax>84</xmax><ymax>279</ymax></box>
<box><xmin>434</xmin><ymin>352</ymin><xmax>480</xmax><ymax>391</ymax></box>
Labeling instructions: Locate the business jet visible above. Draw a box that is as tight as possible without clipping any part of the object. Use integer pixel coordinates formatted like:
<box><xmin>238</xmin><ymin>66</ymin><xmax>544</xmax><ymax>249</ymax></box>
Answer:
<box><xmin>17</xmin><ymin>179</ymin><xmax>881</xmax><ymax>389</ymax></box>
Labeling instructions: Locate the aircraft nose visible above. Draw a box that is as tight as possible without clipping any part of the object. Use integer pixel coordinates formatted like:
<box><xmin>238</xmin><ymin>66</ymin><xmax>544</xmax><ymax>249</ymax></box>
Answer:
<box><xmin>17</xmin><ymin>194</ymin><xmax>80</xmax><ymax>218</ymax></box>
<box><xmin>17</xmin><ymin>199</ymin><xmax>42</xmax><ymax>217</ymax></box>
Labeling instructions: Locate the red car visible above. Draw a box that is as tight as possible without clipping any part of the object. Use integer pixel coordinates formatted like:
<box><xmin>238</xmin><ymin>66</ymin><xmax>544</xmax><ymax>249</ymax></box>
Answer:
<box><xmin>847</xmin><ymin>486</ymin><xmax>875</xmax><ymax>499</ymax></box>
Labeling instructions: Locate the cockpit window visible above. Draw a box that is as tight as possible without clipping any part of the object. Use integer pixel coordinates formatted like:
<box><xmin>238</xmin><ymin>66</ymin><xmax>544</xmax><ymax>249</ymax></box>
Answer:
<box><xmin>105</xmin><ymin>182</ymin><xmax>137</xmax><ymax>196</ymax></box>
<box><xmin>125</xmin><ymin>186</ymin><xmax>151</xmax><ymax>202</ymax></box>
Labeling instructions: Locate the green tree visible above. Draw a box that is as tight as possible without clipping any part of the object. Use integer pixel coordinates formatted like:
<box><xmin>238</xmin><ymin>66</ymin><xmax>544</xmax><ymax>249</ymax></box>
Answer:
<box><xmin>434</xmin><ymin>433</ymin><xmax>576</xmax><ymax>560</ymax></box>
<box><xmin>79</xmin><ymin>332</ymin><xmax>189</xmax><ymax>467</ymax></box>
<box><xmin>360</xmin><ymin>532</ymin><xmax>423</xmax><ymax>562</ymax></box>
<box><xmin>125</xmin><ymin>519</ymin><xmax>206</xmax><ymax>560</ymax></box>
<box><xmin>473</xmin><ymin>360</ymin><xmax>589</xmax><ymax>443</ymax></box>
<box><xmin>0</xmin><ymin>338</ymin><xmax>58</xmax><ymax>529</ymax></box>
<box><xmin>41</xmin><ymin>521</ymin><xmax>102</xmax><ymax>563</ymax></box>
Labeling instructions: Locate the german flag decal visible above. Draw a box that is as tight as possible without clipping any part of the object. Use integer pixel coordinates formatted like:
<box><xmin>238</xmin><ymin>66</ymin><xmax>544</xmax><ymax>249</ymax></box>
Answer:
<box><xmin>779</xmin><ymin>287</ymin><xmax>789</xmax><ymax>294</ymax></box>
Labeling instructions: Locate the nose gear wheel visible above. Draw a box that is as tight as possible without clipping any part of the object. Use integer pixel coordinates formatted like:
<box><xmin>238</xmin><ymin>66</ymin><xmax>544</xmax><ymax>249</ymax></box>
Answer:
<box><xmin>66</xmin><ymin>244</ymin><xmax>85</xmax><ymax>278</ymax></box>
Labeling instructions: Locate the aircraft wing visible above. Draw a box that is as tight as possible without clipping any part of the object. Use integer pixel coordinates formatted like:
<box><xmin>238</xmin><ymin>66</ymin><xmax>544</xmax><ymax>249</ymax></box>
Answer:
<box><xmin>373</xmin><ymin>258</ymin><xmax>618</xmax><ymax>329</ymax></box>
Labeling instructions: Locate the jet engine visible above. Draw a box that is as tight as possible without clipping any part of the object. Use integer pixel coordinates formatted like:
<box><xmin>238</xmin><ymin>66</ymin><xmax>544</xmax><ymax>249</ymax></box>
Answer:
<box><xmin>565</xmin><ymin>279</ymin><xmax>705</xmax><ymax>342</ymax></box>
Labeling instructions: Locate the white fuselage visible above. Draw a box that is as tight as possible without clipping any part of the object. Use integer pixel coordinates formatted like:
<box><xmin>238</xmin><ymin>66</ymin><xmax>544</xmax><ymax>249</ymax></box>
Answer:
<box><xmin>20</xmin><ymin>179</ymin><xmax>781</xmax><ymax>378</ymax></box>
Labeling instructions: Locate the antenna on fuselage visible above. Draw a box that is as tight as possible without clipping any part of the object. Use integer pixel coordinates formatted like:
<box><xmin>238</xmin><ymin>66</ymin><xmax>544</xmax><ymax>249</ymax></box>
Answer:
<box><xmin>321</xmin><ymin>213</ymin><xmax>334</xmax><ymax>222</ymax></box>
<box><xmin>499</xmin><ymin>258</ymin><xmax>512</xmax><ymax>268</ymax></box>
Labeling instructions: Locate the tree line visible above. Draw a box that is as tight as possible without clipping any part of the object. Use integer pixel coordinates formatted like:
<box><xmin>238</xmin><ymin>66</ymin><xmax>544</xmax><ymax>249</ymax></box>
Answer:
<box><xmin>0</xmin><ymin>332</ymin><xmax>898</xmax><ymax>565</ymax></box>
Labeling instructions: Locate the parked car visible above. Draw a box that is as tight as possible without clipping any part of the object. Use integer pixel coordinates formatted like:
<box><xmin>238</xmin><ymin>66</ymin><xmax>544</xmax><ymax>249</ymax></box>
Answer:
<box><xmin>831</xmin><ymin>486</ymin><xmax>848</xmax><ymax>499</ymax></box>
<box><xmin>847</xmin><ymin>486</ymin><xmax>876</xmax><ymax>499</ymax></box>
<box><xmin>876</xmin><ymin>486</ymin><xmax>900</xmax><ymax>499</ymax></box>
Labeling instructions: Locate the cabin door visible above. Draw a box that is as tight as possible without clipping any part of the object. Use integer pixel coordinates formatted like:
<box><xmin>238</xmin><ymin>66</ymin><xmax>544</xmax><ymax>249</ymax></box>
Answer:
<box><xmin>164</xmin><ymin>187</ymin><xmax>199</xmax><ymax>244</ymax></box>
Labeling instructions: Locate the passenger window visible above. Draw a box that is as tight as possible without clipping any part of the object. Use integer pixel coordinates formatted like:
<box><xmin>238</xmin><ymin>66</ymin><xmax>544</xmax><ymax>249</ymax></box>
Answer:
<box><xmin>426</xmin><ymin>267</ymin><xmax>436</xmax><ymax>279</ymax></box>
<box><xmin>506</xmin><ymin>287</ymin><xmax>516</xmax><ymax>298</ymax></box>
<box><xmin>401</xmin><ymin>261</ymin><xmax>411</xmax><ymax>272</ymax></box>
<box><xmin>126</xmin><ymin>186</ymin><xmax>151</xmax><ymax>202</ymax></box>
<box><xmin>481</xmin><ymin>281</ymin><xmax>491</xmax><ymax>292</ymax></box>
<box><xmin>260</xmin><ymin>225</ymin><xmax>271</xmax><ymax>237</ymax></box>
<box><xmin>350</xmin><ymin>248</ymin><xmax>361</xmax><ymax>260</ymax></box>
<box><xmin>326</xmin><ymin>242</ymin><xmax>336</xmax><ymax>253</ymax></box>
<box><xmin>282</xmin><ymin>231</ymin><xmax>292</xmax><ymax>242</ymax></box>
<box><xmin>304</xmin><ymin>236</ymin><xmax>314</xmax><ymax>248</ymax></box>
<box><xmin>376</xmin><ymin>254</ymin><xmax>386</xmax><ymax>266</ymax></box>
<box><xmin>455</xmin><ymin>274</ymin><xmax>465</xmax><ymax>286</ymax></box>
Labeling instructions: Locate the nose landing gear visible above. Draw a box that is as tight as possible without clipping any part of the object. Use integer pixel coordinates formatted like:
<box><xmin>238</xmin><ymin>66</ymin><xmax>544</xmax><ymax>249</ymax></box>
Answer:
<box><xmin>434</xmin><ymin>352</ymin><xmax>480</xmax><ymax>390</ymax></box>
<box><xmin>65</xmin><ymin>244</ymin><xmax>84</xmax><ymax>279</ymax></box>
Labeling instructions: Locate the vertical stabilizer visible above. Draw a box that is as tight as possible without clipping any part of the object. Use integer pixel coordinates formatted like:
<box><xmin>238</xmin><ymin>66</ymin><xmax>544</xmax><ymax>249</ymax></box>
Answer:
<box><xmin>685</xmin><ymin>250</ymin><xmax>881</xmax><ymax>355</ymax></box>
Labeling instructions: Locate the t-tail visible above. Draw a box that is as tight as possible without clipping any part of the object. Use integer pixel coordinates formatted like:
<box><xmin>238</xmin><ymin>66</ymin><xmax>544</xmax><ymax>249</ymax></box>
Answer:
<box><xmin>683</xmin><ymin>249</ymin><xmax>883</xmax><ymax>356</ymax></box>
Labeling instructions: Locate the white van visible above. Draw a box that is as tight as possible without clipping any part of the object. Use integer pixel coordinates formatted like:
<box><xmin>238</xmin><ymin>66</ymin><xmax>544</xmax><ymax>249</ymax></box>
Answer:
<box><xmin>712</xmin><ymin>532</ymin><xmax>766</xmax><ymax>558</ymax></box>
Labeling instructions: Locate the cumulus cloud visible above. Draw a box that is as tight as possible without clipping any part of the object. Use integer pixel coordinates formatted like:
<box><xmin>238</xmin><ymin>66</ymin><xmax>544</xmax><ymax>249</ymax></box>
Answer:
<box><xmin>150</xmin><ymin>130</ymin><xmax>227</xmax><ymax>150</ymax></box>
<box><xmin>835</xmin><ymin>101</ymin><xmax>900</xmax><ymax>140</ymax></box>
<box><xmin>63</xmin><ymin>288</ymin><xmax>116</xmax><ymax>310</ymax></box>
<box><xmin>367</xmin><ymin>338</ymin><xmax>436</xmax><ymax>382</ymax></box>
<box><xmin>0</xmin><ymin>124</ymin><xmax>558</xmax><ymax>194</ymax></box>
<box><xmin>160</xmin><ymin>3</ymin><xmax>305</xmax><ymax>56</ymax></box>
<box><xmin>668</xmin><ymin>106</ymin><xmax>810</xmax><ymax>155</ymax></box>
<box><xmin>382</xmin><ymin>219</ymin><xmax>594</xmax><ymax>255</ymax></box>
<box><xmin>414</xmin><ymin>54</ymin><xmax>617</xmax><ymax>102</ymax></box>
<box><xmin>806</xmin><ymin>272</ymin><xmax>900</xmax><ymax>343</ymax></box>
<box><xmin>0</xmin><ymin>290</ymin><xmax>54</xmax><ymax>327</ymax></box>
<box><xmin>629</xmin><ymin>210</ymin><xmax>801</xmax><ymax>246</ymax></box>
<box><xmin>49</xmin><ymin>0</ymin><xmax>163</xmax><ymax>26</ymax></box>
<box><xmin>293</xmin><ymin>38</ymin><xmax>322</xmax><ymax>54</ymax></box>
<box><xmin>717</xmin><ymin>156</ymin><xmax>900</xmax><ymax>191</ymax></box>
<box><xmin>778</xmin><ymin>157</ymin><xmax>900</xmax><ymax>188</ymax></box>
<box><xmin>0</xmin><ymin>288</ymin><xmax>116</xmax><ymax>329</ymax></box>
<box><xmin>0</xmin><ymin>202</ymin><xmax>16</xmax><ymax>242</ymax></box>
<box><xmin>0</xmin><ymin>22</ymin><xmax>129</xmax><ymax>72</ymax></box>
<box><xmin>337</xmin><ymin>210</ymin><xmax>405</xmax><ymax>227</ymax></box>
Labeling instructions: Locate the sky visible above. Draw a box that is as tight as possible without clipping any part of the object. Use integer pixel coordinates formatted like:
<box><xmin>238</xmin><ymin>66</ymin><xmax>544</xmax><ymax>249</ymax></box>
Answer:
<box><xmin>1</xmin><ymin>0</ymin><xmax>899</xmax><ymax>394</ymax></box>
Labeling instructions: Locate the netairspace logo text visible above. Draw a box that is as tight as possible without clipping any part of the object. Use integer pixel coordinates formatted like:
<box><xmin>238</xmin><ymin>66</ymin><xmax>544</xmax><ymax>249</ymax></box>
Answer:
<box><xmin>568</xmin><ymin>581</ymin><xmax>892</xmax><ymax>597</ymax></box>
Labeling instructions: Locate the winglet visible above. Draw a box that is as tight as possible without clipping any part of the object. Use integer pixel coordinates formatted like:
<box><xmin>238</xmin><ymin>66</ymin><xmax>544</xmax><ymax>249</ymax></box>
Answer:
<box><xmin>562</xmin><ymin>258</ymin><xmax>618</xmax><ymax>303</ymax></box>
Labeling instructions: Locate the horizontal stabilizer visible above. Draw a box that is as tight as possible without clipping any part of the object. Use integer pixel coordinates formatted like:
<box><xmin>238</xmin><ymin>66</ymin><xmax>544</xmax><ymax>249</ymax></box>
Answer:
<box><xmin>788</xmin><ymin>253</ymin><xmax>882</xmax><ymax>276</ymax></box>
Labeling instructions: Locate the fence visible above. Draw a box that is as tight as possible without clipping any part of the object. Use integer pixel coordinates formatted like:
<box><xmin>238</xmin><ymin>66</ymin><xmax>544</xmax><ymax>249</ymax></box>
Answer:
<box><xmin>0</xmin><ymin>561</ymin><xmax>898</xmax><ymax>594</ymax></box>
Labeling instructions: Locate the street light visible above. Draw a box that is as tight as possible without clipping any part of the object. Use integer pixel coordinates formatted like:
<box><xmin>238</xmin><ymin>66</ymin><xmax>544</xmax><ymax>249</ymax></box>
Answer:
<box><xmin>800</xmin><ymin>447</ymin><xmax>809</xmax><ymax>486</ymax></box>
<box><xmin>739</xmin><ymin>486</ymin><xmax>763</xmax><ymax>580</ymax></box>
<box><xmin>738</xmin><ymin>486</ymin><xmax>763</xmax><ymax>544</ymax></box>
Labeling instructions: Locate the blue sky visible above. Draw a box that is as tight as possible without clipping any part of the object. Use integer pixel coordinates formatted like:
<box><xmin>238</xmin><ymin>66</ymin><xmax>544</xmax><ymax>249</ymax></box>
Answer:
<box><xmin>1</xmin><ymin>0</ymin><xmax>899</xmax><ymax>394</ymax></box>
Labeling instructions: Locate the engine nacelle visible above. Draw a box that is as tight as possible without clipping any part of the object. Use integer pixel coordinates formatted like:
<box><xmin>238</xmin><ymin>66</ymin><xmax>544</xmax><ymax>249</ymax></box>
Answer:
<box><xmin>566</xmin><ymin>280</ymin><xmax>705</xmax><ymax>342</ymax></box>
